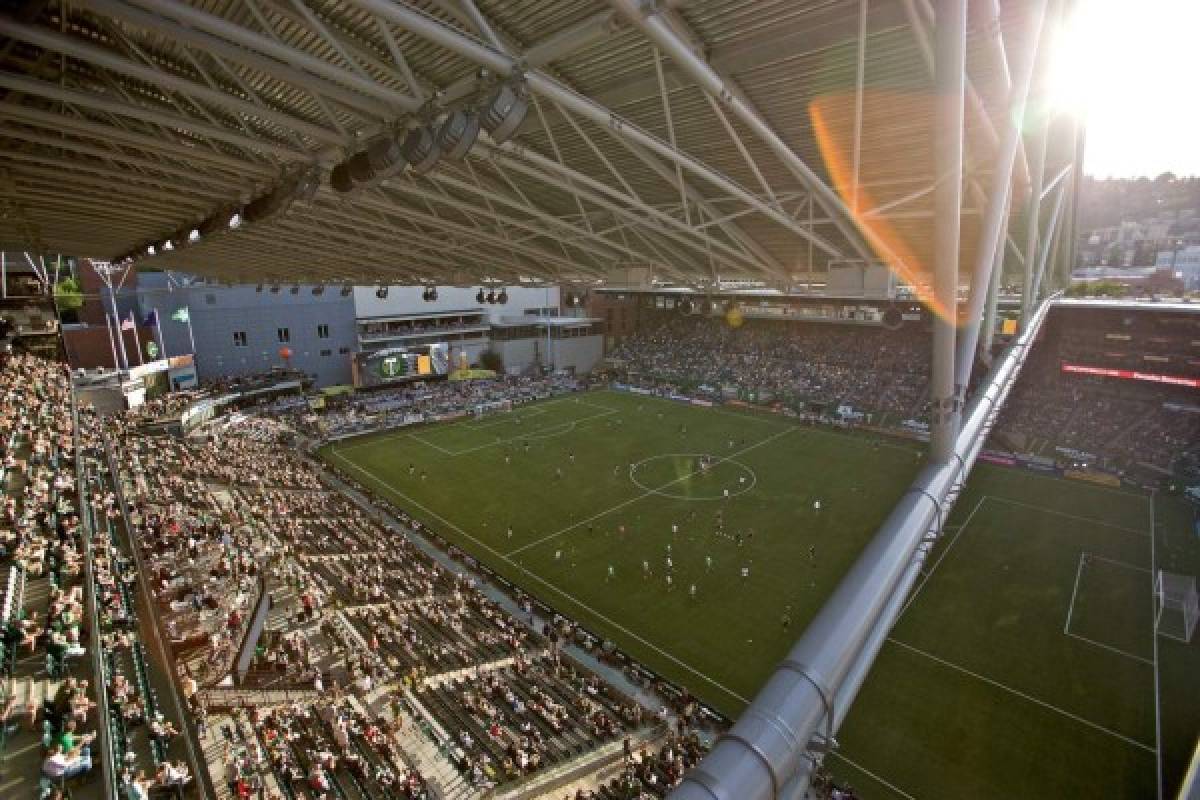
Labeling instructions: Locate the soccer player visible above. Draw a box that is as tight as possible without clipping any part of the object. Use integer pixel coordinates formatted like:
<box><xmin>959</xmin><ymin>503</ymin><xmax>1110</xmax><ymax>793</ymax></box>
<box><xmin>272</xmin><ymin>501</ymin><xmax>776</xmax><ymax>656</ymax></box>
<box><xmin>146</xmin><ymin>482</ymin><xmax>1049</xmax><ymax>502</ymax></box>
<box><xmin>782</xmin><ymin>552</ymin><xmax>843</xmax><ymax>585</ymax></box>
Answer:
<box><xmin>555</xmin><ymin>549</ymin><xmax>562</xmax><ymax>561</ymax></box>
<box><xmin>740</xmin><ymin>565</ymin><xmax>750</xmax><ymax>582</ymax></box>
<box><xmin>504</xmin><ymin>454</ymin><xmax>511</xmax><ymax>465</ymax></box>
<box><xmin>569</xmin><ymin>452</ymin><xmax>575</xmax><ymax>464</ymax></box>
<box><xmin>666</xmin><ymin>574</ymin><xmax>673</xmax><ymax>591</ymax></box>
<box><xmin>642</xmin><ymin>560</ymin><xmax>650</xmax><ymax>578</ymax></box>
<box><xmin>555</xmin><ymin>467</ymin><xmax>563</xmax><ymax>480</ymax></box>
<box><xmin>723</xmin><ymin>488</ymin><xmax>730</xmax><ymax>499</ymax></box>
<box><xmin>665</xmin><ymin>556</ymin><xmax>673</xmax><ymax>571</ymax></box>
<box><xmin>689</xmin><ymin>583</ymin><xmax>697</xmax><ymax>600</ymax></box>
<box><xmin>613</xmin><ymin>464</ymin><xmax>621</xmax><ymax>477</ymax></box>
<box><xmin>705</xmin><ymin>555</ymin><xmax>713</xmax><ymax>571</ymax></box>
<box><xmin>781</xmin><ymin>607</ymin><xmax>792</xmax><ymax>629</ymax></box>
<box><xmin>813</xmin><ymin>499</ymin><xmax>822</xmax><ymax>512</ymax></box>
<box><xmin>506</xmin><ymin>527</ymin><xmax>513</xmax><ymax>539</ymax></box>
<box><xmin>408</xmin><ymin>464</ymin><xmax>415</xmax><ymax>475</ymax></box>
<box><xmin>671</xmin><ymin>523</ymin><xmax>678</xmax><ymax>535</ymax></box>
<box><xmin>808</xmin><ymin>545</ymin><xmax>816</xmax><ymax>566</ymax></box>
<box><xmin>607</xmin><ymin>564</ymin><xmax>615</xmax><ymax>581</ymax></box>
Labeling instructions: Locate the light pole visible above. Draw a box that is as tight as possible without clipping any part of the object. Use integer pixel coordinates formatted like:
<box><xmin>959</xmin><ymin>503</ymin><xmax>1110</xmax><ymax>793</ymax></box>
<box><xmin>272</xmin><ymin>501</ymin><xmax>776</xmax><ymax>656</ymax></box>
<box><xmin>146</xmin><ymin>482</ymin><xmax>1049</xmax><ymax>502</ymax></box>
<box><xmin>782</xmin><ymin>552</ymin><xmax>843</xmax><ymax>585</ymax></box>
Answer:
<box><xmin>92</xmin><ymin>260</ymin><xmax>132</xmax><ymax>371</ymax></box>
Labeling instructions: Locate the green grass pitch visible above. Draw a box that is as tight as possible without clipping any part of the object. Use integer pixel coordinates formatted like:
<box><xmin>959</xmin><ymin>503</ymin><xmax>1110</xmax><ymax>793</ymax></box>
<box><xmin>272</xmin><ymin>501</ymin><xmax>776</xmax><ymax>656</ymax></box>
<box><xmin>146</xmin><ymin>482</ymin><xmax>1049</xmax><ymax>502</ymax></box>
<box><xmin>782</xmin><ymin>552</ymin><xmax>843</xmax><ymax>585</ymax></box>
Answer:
<box><xmin>320</xmin><ymin>389</ymin><xmax>1200</xmax><ymax>798</ymax></box>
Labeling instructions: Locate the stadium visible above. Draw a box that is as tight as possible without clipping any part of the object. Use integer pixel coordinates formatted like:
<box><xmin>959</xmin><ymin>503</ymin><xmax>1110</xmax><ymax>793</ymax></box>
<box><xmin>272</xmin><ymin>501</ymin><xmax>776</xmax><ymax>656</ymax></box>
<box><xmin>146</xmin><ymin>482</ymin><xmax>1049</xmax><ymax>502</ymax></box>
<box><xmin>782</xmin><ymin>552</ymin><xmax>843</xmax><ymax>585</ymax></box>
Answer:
<box><xmin>0</xmin><ymin>2</ymin><xmax>1197</xmax><ymax>800</ymax></box>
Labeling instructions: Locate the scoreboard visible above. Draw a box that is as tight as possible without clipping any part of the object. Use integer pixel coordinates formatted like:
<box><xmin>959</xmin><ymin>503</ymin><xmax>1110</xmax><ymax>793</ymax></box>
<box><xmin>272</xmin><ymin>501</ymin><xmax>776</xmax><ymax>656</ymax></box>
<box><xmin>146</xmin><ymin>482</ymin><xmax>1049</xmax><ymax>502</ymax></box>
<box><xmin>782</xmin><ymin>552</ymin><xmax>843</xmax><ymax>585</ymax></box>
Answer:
<box><xmin>355</xmin><ymin>343</ymin><xmax>449</xmax><ymax>388</ymax></box>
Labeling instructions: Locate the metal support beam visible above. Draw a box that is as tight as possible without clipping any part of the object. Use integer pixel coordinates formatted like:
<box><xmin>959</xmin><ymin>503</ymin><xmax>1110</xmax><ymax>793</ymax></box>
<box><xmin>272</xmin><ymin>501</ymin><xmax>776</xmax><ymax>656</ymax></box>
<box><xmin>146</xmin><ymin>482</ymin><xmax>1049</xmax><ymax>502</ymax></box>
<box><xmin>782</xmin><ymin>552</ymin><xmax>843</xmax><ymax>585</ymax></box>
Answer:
<box><xmin>954</xmin><ymin>0</ymin><xmax>1048</xmax><ymax>395</ymax></box>
<box><xmin>978</xmin><ymin>191</ymin><xmax>1010</xmax><ymax>360</ymax></box>
<box><xmin>607</xmin><ymin>0</ymin><xmax>881</xmax><ymax>266</ymax></box>
<box><xmin>1021</xmin><ymin>118</ymin><xmax>1051</xmax><ymax>318</ymax></box>
<box><xmin>930</xmin><ymin>0</ymin><xmax>967</xmax><ymax>462</ymax></box>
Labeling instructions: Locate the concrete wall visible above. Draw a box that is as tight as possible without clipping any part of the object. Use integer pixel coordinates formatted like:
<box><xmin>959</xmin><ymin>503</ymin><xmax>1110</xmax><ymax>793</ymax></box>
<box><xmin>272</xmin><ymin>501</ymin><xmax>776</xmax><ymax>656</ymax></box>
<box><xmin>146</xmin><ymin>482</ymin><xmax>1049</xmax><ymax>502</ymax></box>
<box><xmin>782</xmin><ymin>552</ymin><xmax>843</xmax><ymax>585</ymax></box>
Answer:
<box><xmin>549</xmin><ymin>335</ymin><xmax>603</xmax><ymax>374</ymax></box>
<box><xmin>136</xmin><ymin>276</ymin><xmax>357</xmax><ymax>386</ymax></box>
<box><xmin>352</xmin><ymin>285</ymin><xmax>559</xmax><ymax>322</ymax></box>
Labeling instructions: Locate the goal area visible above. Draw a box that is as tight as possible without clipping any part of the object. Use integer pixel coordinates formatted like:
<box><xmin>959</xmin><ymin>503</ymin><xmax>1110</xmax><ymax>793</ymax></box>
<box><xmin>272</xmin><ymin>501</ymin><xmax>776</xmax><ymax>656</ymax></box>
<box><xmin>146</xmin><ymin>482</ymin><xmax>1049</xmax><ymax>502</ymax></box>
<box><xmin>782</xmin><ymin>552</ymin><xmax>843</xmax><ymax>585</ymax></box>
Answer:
<box><xmin>1155</xmin><ymin>570</ymin><xmax>1199</xmax><ymax>643</ymax></box>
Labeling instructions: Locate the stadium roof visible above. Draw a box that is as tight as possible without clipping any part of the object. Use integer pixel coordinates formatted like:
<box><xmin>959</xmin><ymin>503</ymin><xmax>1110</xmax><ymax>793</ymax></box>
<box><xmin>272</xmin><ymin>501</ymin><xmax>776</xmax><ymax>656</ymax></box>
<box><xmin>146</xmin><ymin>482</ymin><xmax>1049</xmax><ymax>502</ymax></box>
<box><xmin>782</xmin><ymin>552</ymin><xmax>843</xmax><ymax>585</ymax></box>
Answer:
<box><xmin>0</xmin><ymin>1</ymin><xmax>1070</xmax><ymax>289</ymax></box>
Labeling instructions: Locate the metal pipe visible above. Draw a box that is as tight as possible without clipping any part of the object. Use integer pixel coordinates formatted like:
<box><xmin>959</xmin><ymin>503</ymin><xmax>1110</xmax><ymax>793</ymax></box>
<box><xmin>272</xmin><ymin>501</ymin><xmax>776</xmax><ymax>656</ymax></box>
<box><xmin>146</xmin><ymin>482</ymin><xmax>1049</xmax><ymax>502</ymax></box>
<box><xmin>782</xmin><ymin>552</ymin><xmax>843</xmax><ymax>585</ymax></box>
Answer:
<box><xmin>1022</xmin><ymin>119</ymin><xmax>1052</xmax><ymax>318</ymax></box>
<box><xmin>670</xmin><ymin>290</ymin><xmax>1058</xmax><ymax>800</ymax></box>
<box><xmin>954</xmin><ymin>0</ymin><xmax>1048</xmax><ymax>395</ymax></box>
<box><xmin>1031</xmin><ymin>177</ymin><xmax>1068</xmax><ymax>303</ymax></box>
<box><xmin>346</xmin><ymin>0</ymin><xmax>846</xmax><ymax>258</ymax></box>
<box><xmin>606</xmin><ymin>0</ymin><xmax>877</xmax><ymax>265</ymax></box>
<box><xmin>979</xmin><ymin>204</ymin><xmax>1007</xmax><ymax>359</ymax></box>
<box><xmin>0</xmin><ymin>17</ymin><xmax>344</xmax><ymax>145</ymax></box>
<box><xmin>930</xmin><ymin>0</ymin><xmax>967</xmax><ymax>462</ymax></box>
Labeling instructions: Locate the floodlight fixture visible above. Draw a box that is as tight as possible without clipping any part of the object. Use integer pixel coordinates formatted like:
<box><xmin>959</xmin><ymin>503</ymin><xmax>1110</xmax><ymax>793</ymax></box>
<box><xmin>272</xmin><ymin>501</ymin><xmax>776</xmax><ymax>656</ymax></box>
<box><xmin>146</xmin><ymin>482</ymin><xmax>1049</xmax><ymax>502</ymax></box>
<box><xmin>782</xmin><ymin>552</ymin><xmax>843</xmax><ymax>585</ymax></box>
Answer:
<box><xmin>497</xmin><ymin>288</ymin><xmax>508</xmax><ymax>304</ymax></box>
<box><xmin>400</xmin><ymin>126</ymin><xmax>442</xmax><ymax>175</ymax></box>
<box><xmin>476</xmin><ymin>288</ymin><xmax>486</xmax><ymax>304</ymax></box>
<box><xmin>437</xmin><ymin>109</ymin><xmax>481</xmax><ymax>160</ymax></box>
<box><xmin>486</xmin><ymin>290</ymin><xmax>496</xmax><ymax>304</ymax></box>
<box><xmin>481</xmin><ymin>80</ymin><xmax>529</xmax><ymax>144</ymax></box>
<box><xmin>376</xmin><ymin>286</ymin><xmax>389</xmax><ymax>299</ymax></box>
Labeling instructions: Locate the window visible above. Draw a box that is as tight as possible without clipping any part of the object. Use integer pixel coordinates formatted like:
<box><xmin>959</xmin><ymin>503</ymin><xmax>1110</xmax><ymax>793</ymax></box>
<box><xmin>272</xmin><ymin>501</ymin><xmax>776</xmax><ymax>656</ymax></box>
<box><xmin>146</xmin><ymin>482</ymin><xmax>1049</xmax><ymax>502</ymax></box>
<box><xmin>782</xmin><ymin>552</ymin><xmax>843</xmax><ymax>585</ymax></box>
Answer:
<box><xmin>232</xmin><ymin>331</ymin><xmax>247</xmax><ymax>347</ymax></box>
<box><xmin>320</xmin><ymin>349</ymin><xmax>332</xmax><ymax>357</ymax></box>
<box><xmin>277</xmin><ymin>327</ymin><xmax>290</xmax><ymax>343</ymax></box>
<box><xmin>338</xmin><ymin>346</ymin><xmax>351</xmax><ymax>355</ymax></box>
<box><xmin>205</xmin><ymin>293</ymin><xmax>216</xmax><ymax>305</ymax></box>
<box><xmin>317</xmin><ymin>323</ymin><xmax>330</xmax><ymax>339</ymax></box>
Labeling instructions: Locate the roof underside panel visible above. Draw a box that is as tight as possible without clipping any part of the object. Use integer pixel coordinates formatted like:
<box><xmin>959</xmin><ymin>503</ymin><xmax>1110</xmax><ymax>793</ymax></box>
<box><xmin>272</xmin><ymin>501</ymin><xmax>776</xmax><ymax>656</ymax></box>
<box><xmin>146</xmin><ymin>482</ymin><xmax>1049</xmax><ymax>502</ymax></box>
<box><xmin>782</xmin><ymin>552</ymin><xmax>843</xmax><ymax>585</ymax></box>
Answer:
<box><xmin>0</xmin><ymin>0</ymin><xmax>1068</xmax><ymax>290</ymax></box>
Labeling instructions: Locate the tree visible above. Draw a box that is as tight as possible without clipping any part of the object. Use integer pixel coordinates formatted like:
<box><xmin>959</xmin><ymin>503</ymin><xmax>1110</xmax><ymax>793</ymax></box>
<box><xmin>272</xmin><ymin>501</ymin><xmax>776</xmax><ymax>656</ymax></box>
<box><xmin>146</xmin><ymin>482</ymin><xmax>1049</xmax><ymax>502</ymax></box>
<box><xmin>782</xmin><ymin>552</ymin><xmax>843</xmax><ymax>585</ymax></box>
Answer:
<box><xmin>53</xmin><ymin>276</ymin><xmax>84</xmax><ymax>314</ymax></box>
<box><xmin>478</xmin><ymin>349</ymin><xmax>504</xmax><ymax>373</ymax></box>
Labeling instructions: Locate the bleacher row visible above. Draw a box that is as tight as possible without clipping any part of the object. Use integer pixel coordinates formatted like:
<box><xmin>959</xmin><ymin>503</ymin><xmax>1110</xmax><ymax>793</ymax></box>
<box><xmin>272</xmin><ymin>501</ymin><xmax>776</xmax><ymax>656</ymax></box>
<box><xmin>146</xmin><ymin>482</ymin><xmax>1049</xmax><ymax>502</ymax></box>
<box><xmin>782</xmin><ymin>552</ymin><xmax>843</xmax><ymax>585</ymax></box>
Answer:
<box><xmin>96</xmin><ymin>381</ymin><xmax>698</xmax><ymax>798</ymax></box>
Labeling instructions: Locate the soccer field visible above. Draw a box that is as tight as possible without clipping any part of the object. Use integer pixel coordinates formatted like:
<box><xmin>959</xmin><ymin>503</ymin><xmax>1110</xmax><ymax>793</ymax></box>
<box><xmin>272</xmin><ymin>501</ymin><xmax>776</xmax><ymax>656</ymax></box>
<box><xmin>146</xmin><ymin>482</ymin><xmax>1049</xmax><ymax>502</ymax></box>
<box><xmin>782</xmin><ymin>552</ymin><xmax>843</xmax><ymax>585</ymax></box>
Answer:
<box><xmin>320</xmin><ymin>389</ymin><xmax>1200</xmax><ymax>798</ymax></box>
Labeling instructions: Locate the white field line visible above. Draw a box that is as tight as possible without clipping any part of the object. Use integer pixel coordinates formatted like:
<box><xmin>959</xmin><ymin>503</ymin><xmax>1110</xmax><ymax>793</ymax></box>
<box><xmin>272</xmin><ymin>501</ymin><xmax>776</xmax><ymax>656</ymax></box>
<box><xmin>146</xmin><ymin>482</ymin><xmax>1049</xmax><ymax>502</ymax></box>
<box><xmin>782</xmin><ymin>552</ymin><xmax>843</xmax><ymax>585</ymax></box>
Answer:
<box><xmin>449</xmin><ymin>408</ymin><xmax>618</xmax><ymax>456</ymax></box>
<box><xmin>827</xmin><ymin>752</ymin><xmax>917</xmax><ymax>800</ymax></box>
<box><xmin>1149</xmin><ymin>491</ymin><xmax>1163</xmax><ymax>800</ymax></box>
<box><xmin>405</xmin><ymin>432</ymin><xmax>457</xmax><ymax>456</ymax></box>
<box><xmin>1063</xmin><ymin>553</ymin><xmax>1086</xmax><ymax>635</ymax></box>
<box><xmin>1083</xmin><ymin>552</ymin><xmax>1152</xmax><ymax>574</ymax></box>
<box><xmin>1064</xmin><ymin>631</ymin><xmax>1154</xmax><ymax>666</ymax></box>
<box><xmin>335</xmin><ymin>395</ymin><xmax>587</xmax><ymax>453</ymax></box>
<box><xmin>329</xmin><ymin>445</ymin><xmax>752</xmax><ymax>708</ymax></box>
<box><xmin>985</xmin><ymin>495</ymin><xmax>1149</xmax><ymax>537</ymax></box>
<box><xmin>897</xmin><ymin>497</ymin><xmax>986</xmax><ymax>621</ymax></box>
<box><xmin>506</xmin><ymin>426</ymin><xmax>797</xmax><ymax>557</ymax></box>
<box><xmin>887</xmin><ymin>637</ymin><xmax>1156</xmax><ymax>754</ymax></box>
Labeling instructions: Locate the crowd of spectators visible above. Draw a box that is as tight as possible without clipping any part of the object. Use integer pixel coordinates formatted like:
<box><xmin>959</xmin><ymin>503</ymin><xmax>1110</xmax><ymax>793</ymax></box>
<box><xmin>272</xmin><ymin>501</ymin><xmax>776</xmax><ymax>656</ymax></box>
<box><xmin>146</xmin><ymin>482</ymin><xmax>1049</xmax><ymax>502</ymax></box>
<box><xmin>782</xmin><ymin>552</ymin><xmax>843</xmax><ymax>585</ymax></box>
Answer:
<box><xmin>288</xmin><ymin>373</ymin><xmax>585</xmax><ymax>439</ymax></box>
<box><xmin>996</xmin><ymin>354</ymin><xmax>1200</xmax><ymax>475</ymax></box>
<box><xmin>608</xmin><ymin>314</ymin><xmax>929</xmax><ymax>415</ymax></box>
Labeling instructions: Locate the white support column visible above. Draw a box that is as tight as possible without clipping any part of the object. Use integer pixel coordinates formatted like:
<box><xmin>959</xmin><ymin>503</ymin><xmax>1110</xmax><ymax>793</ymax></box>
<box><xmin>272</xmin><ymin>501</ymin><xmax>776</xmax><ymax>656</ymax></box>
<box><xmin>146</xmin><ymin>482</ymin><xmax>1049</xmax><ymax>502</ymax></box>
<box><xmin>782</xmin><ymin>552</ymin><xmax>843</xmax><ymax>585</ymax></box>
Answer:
<box><xmin>930</xmin><ymin>0</ymin><xmax>967</xmax><ymax>462</ymax></box>
<box><xmin>953</xmin><ymin>0</ymin><xmax>1048</xmax><ymax>395</ymax></box>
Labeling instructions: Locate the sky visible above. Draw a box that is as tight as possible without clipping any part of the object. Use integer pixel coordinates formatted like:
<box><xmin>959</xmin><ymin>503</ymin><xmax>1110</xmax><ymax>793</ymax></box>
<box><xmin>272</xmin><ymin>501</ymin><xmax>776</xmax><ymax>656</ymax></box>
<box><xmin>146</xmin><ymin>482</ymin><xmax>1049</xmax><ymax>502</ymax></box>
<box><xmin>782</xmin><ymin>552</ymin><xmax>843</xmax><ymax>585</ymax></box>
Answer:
<box><xmin>1048</xmin><ymin>0</ymin><xmax>1200</xmax><ymax>178</ymax></box>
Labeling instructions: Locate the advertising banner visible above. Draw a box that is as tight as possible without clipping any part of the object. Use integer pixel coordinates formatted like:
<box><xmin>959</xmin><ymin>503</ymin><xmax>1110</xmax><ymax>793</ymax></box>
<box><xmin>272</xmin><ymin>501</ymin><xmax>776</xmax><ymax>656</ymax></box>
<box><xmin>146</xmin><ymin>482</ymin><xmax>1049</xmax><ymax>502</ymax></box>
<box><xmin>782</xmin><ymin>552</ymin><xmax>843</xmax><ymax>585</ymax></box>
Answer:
<box><xmin>1062</xmin><ymin>363</ymin><xmax>1200</xmax><ymax>389</ymax></box>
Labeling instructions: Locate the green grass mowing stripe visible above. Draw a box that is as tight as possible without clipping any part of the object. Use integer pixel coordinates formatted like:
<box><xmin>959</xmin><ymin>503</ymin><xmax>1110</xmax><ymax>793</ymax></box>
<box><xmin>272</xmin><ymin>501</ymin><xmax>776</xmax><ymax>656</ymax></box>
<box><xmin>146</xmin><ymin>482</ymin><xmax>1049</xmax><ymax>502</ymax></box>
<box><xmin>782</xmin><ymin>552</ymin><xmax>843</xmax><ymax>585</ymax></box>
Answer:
<box><xmin>327</xmin><ymin>443</ymin><xmax>753</xmax><ymax>708</ymax></box>
<box><xmin>886</xmin><ymin>636</ymin><xmax>1156</xmax><ymax>753</ymax></box>
<box><xmin>505</xmin><ymin>425</ymin><xmax>797</xmax><ymax>557</ymax></box>
<box><xmin>827</xmin><ymin>751</ymin><xmax>916</xmax><ymax>800</ymax></box>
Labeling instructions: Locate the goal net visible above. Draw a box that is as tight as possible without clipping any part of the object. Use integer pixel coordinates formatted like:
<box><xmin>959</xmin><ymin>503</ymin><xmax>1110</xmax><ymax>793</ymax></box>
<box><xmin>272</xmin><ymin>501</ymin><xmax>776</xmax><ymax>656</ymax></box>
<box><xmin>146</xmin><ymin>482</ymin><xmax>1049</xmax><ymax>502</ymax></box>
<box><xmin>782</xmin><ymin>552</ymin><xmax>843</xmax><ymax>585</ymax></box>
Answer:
<box><xmin>1155</xmin><ymin>570</ymin><xmax>1198</xmax><ymax>643</ymax></box>
<box><xmin>472</xmin><ymin>399</ymin><xmax>513</xmax><ymax>418</ymax></box>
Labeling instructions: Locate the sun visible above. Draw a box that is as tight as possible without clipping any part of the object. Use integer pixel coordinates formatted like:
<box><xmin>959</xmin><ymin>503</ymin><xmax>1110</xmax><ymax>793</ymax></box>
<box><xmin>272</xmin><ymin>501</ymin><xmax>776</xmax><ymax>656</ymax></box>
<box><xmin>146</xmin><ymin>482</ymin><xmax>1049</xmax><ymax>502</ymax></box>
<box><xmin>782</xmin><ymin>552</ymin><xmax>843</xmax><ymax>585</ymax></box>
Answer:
<box><xmin>1046</xmin><ymin>0</ymin><xmax>1200</xmax><ymax>178</ymax></box>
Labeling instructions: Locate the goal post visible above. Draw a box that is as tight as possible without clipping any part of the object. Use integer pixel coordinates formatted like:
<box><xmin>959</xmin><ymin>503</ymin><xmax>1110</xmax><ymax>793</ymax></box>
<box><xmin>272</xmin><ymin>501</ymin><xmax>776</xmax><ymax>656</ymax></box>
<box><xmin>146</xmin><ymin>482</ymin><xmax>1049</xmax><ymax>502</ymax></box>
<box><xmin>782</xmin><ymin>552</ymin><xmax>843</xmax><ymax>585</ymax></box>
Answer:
<box><xmin>1155</xmin><ymin>570</ymin><xmax>1198</xmax><ymax>643</ymax></box>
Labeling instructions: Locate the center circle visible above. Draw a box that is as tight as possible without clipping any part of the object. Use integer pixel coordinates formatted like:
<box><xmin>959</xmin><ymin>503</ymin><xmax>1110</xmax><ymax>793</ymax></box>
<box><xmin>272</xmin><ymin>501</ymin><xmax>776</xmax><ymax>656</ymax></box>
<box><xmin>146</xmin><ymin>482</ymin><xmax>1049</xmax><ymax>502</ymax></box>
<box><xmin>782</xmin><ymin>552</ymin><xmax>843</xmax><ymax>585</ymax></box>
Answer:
<box><xmin>629</xmin><ymin>453</ymin><xmax>757</xmax><ymax>501</ymax></box>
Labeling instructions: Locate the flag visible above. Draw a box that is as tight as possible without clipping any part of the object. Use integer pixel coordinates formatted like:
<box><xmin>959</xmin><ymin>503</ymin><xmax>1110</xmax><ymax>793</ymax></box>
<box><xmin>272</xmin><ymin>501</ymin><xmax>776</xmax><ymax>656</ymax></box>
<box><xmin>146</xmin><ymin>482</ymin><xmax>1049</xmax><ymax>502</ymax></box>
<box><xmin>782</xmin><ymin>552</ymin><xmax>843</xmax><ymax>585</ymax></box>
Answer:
<box><xmin>170</xmin><ymin>307</ymin><xmax>190</xmax><ymax>323</ymax></box>
<box><xmin>143</xmin><ymin>309</ymin><xmax>159</xmax><ymax>328</ymax></box>
<box><xmin>120</xmin><ymin>313</ymin><xmax>135</xmax><ymax>331</ymax></box>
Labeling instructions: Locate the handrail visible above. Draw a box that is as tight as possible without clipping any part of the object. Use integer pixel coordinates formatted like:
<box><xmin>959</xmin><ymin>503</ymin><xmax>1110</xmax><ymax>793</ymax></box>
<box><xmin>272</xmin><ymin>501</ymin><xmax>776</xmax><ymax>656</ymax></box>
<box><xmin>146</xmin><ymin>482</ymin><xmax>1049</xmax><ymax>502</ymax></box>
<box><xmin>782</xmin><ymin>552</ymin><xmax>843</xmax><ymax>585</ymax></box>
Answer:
<box><xmin>99</xmin><ymin>430</ymin><xmax>214</xmax><ymax>798</ymax></box>
<box><xmin>70</xmin><ymin>382</ymin><xmax>117</xmax><ymax>800</ymax></box>
<box><xmin>670</xmin><ymin>292</ymin><xmax>1061</xmax><ymax>800</ymax></box>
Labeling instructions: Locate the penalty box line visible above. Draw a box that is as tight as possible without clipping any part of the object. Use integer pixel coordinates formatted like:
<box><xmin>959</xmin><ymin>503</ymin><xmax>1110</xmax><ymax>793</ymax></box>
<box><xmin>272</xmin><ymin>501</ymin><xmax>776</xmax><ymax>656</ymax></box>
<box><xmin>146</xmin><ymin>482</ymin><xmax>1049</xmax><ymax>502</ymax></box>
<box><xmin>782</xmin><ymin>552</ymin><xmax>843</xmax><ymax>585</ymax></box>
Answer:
<box><xmin>1063</xmin><ymin>552</ymin><xmax>1155</xmax><ymax>666</ymax></box>
<box><xmin>887</xmin><ymin>637</ymin><xmax>1156</xmax><ymax>754</ymax></box>
<box><xmin>505</xmin><ymin>426</ymin><xmax>798</xmax><ymax>557</ymax></box>
<box><xmin>328</xmin><ymin>445</ymin><xmax>752</xmax><ymax>708</ymax></box>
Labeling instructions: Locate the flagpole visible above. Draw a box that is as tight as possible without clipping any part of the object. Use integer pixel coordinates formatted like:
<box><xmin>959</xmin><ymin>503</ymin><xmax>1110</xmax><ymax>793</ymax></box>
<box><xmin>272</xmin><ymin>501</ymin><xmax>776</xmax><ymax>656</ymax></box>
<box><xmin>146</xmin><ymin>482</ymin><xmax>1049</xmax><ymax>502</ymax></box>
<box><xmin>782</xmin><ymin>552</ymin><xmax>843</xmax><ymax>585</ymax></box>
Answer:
<box><xmin>129</xmin><ymin>311</ymin><xmax>144</xmax><ymax>365</ymax></box>
<box><xmin>108</xmin><ymin>285</ymin><xmax>129</xmax><ymax>370</ymax></box>
<box><xmin>153</xmin><ymin>308</ymin><xmax>167</xmax><ymax>358</ymax></box>
<box><xmin>104</xmin><ymin>312</ymin><xmax>119</xmax><ymax>371</ymax></box>
<box><xmin>185</xmin><ymin>306</ymin><xmax>196</xmax><ymax>357</ymax></box>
